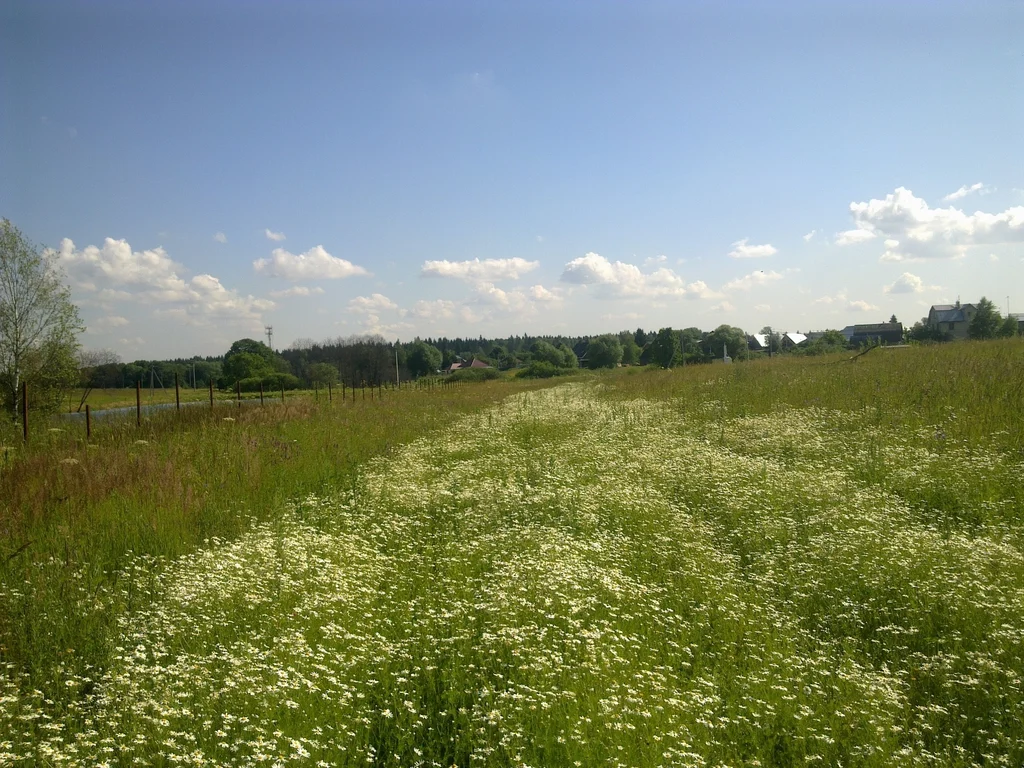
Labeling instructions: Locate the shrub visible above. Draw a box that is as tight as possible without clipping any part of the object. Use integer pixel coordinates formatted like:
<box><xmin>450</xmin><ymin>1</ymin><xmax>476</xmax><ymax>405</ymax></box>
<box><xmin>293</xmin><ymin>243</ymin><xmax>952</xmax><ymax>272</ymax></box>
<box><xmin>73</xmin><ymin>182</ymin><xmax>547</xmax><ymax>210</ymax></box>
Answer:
<box><xmin>448</xmin><ymin>367</ymin><xmax>501</xmax><ymax>383</ymax></box>
<box><xmin>516</xmin><ymin>361</ymin><xmax>572</xmax><ymax>379</ymax></box>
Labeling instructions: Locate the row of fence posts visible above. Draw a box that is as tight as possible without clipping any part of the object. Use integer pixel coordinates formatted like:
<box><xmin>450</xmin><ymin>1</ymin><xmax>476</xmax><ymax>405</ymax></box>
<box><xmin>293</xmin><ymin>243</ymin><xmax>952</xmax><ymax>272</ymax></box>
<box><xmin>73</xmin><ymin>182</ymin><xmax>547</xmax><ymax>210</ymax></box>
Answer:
<box><xmin>18</xmin><ymin>375</ymin><xmax>465</xmax><ymax>442</ymax></box>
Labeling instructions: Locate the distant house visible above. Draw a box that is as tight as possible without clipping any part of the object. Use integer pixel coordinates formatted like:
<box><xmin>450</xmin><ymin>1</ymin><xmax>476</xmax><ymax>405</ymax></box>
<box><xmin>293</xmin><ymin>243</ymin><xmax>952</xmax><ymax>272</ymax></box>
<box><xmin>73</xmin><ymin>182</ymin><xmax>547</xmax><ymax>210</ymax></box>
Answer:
<box><xmin>747</xmin><ymin>333</ymin><xmax>769</xmax><ymax>351</ymax></box>
<box><xmin>927</xmin><ymin>301</ymin><xmax>977</xmax><ymax>340</ymax></box>
<box><xmin>444</xmin><ymin>358</ymin><xmax>492</xmax><ymax>374</ymax></box>
<box><xmin>780</xmin><ymin>332</ymin><xmax>808</xmax><ymax>350</ymax></box>
<box><xmin>849</xmin><ymin>322</ymin><xmax>904</xmax><ymax>346</ymax></box>
<box><xmin>1011</xmin><ymin>313</ymin><xmax>1024</xmax><ymax>334</ymax></box>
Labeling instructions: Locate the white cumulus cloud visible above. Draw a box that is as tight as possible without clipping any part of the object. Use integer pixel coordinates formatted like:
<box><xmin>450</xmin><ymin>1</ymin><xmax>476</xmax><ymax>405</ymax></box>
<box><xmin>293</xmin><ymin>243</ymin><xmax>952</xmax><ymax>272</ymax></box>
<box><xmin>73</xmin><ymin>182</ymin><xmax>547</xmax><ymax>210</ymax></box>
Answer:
<box><xmin>56</xmin><ymin>237</ymin><xmax>189</xmax><ymax>299</ymax></box>
<box><xmin>253</xmin><ymin>246</ymin><xmax>370</xmax><ymax>281</ymax></box>
<box><xmin>883</xmin><ymin>272</ymin><xmax>941</xmax><ymax>294</ymax></box>
<box><xmin>560</xmin><ymin>252</ymin><xmax>715</xmax><ymax>299</ymax></box>
<box><xmin>420</xmin><ymin>257</ymin><xmax>539</xmax><ymax>282</ymax></box>
<box><xmin>943</xmin><ymin>182</ymin><xmax>990</xmax><ymax>202</ymax></box>
<box><xmin>834</xmin><ymin>228</ymin><xmax>877</xmax><ymax>247</ymax></box>
<box><xmin>528</xmin><ymin>284</ymin><xmax>561</xmax><ymax>302</ymax></box>
<box><xmin>264</xmin><ymin>229</ymin><xmax>286</xmax><ymax>241</ymax></box>
<box><xmin>213</xmin><ymin>232</ymin><xmax>227</xmax><ymax>243</ymax></box>
<box><xmin>728</xmin><ymin>239</ymin><xmax>777</xmax><ymax>259</ymax></box>
<box><xmin>347</xmin><ymin>293</ymin><xmax>398</xmax><ymax>313</ymax></box>
<box><xmin>839</xmin><ymin>186</ymin><xmax>1024</xmax><ymax>261</ymax></box>
<box><xmin>55</xmin><ymin>237</ymin><xmax>274</xmax><ymax>329</ymax></box>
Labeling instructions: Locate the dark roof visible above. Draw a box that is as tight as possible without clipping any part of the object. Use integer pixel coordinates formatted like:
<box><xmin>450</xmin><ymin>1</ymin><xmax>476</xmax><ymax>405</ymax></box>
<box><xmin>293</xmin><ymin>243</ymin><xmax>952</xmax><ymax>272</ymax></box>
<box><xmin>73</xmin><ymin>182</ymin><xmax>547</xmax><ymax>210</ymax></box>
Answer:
<box><xmin>929</xmin><ymin>304</ymin><xmax>975</xmax><ymax>324</ymax></box>
<box><xmin>469</xmin><ymin>358</ymin><xmax>491</xmax><ymax>368</ymax></box>
<box><xmin>852</xmin><ymin>322</ymin><xmax>903</xmax><ymax>334</ymax></box>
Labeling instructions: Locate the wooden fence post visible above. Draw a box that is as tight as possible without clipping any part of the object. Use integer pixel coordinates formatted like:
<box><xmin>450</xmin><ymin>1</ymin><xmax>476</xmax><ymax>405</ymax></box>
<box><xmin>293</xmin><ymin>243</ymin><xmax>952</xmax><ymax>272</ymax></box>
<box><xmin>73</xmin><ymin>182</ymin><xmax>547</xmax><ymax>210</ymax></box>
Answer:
<box><xmin>21</xmin><ymin>381</ymin><xmax>28</xmax><ymax>443</ymax></box>
<box><xmin>281</xmin><ymin>383</ymin><xmax>285</xmax><ymax>403</ymax></box>
<box><xmin>260</xmin><ymin>382</ymin><xmax>264</xmax><ymax>406</ymax></box>
<box><xmin>209</xmin><ymin>380</ymin><xmax>214</xmax><ymax>410</ymax></box>
<box><xmin>175</xmin><ymin>372</ymin><xmax>180</xmax><ymax>412</ymax></box>
<box><xmin>328</xmin><ymin>381</ymin><xmax>332</xmax><ymax>402</ymax></box>
<box><xmin>85</xmin><ymin>404</ymin><xmax>91</xmax><ymax>440</ymax></box>
<box><xmin>136</xmin><ymin>380</ymin><xmax>141</xmax><ymax>426</ymax></box>
<box><xmin>236</xmin><ymin>381</ymin><xmax>241</xmax><ymax>408</ymax></box>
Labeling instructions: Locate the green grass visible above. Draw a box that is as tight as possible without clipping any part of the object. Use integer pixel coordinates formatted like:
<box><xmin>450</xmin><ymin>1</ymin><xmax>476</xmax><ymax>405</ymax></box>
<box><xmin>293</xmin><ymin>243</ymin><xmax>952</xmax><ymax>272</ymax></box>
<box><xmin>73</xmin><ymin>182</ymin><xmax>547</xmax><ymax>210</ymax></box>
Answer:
<box><xmin>60</xmin><ymin>386</ymin><xmax>214</xmax><ymax>412</ymax></box>
<box><xmin>59</xmin><ymin>382</ymin><xmax>380</xmax><ymax>413</ymax></box>
<box><xmin>0</xmin><ymin>379</ymin><xmax>550</xmax><ymax>713</ymax></box>
<box><xmin>2</xmin><ymin>339</ymin><xmax>1023</xmax><ymax>766</ymax></box>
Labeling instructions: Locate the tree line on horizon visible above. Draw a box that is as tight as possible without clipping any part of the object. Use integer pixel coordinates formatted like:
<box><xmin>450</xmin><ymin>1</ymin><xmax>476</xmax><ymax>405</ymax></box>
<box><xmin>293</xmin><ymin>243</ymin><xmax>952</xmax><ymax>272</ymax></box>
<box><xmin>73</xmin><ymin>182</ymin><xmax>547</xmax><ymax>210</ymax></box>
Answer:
<box><xmin>2</xmin><ymin>215</ymin><xmax>1019</xmax><ymax>419</ymax></box>
<box><xmin>70</xmin><ymin>299</ymin><xmax>1020</xmax><ymax>403</ymax></box>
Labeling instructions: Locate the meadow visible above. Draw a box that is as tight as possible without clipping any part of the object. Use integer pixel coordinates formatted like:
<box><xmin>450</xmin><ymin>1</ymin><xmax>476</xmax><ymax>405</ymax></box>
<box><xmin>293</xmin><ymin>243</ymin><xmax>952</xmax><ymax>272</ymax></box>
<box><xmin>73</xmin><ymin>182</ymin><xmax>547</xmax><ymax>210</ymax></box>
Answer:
<box><xmin>2</xmin><ymin>340</ymin><xmax>1023</xmax><ymax>766</ymax></box>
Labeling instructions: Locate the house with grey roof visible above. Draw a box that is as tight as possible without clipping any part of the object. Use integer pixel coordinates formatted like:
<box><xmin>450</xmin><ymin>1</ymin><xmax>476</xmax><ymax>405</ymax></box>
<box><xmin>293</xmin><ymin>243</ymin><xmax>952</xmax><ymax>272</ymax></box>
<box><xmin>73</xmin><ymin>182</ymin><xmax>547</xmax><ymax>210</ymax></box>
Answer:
<box><xmin>927</xmin><ymin>301</ymin><xmax>977</xmax><ymax>340</ymax></box>
<box><xmin>849</xmin><ymin>322</ymin><xmax>904</xmax><ymax>346</ymax></box>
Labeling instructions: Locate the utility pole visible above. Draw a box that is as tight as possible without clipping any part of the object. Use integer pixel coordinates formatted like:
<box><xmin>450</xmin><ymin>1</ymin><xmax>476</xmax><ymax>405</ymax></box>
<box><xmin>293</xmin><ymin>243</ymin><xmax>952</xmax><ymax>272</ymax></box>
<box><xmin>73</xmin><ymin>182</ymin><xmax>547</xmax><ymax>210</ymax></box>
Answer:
<box><xmin>395</xmin><ymin>340</ymin><xmax>400</xmax><ymax>387</ymax></box>
<box><xmin>265</xmin><ymin>325</ymin><xmax>274</xmax><ymax>350</ymax></box>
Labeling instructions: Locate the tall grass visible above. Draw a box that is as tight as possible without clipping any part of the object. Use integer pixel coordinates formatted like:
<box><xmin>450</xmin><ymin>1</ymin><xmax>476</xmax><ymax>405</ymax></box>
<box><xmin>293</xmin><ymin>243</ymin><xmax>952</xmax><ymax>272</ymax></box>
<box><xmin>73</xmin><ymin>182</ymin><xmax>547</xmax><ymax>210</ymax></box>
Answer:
<box><xmin>0</xmin><ymin>380</ymin><xmax>552</xmax><ymax>708</ymax></box>
<box><xmin>2</xmin><ymin>340</ymin><xmax>1022</xmax><ymax>765</ymax></box>
<box><xmin>607</xmin><ymin>339</ymin><xmax>1024</xmax><ymax>451</ymax></box>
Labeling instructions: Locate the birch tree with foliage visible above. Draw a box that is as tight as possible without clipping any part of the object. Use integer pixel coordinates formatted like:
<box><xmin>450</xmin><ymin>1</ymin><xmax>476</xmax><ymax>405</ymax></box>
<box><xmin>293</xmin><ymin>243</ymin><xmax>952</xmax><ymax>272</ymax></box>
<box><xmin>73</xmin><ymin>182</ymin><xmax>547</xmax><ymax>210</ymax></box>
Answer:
<box><xmin>0</xmin><ymin>219</ymin><xmax>83</xmax><ymax>418</ymax></box>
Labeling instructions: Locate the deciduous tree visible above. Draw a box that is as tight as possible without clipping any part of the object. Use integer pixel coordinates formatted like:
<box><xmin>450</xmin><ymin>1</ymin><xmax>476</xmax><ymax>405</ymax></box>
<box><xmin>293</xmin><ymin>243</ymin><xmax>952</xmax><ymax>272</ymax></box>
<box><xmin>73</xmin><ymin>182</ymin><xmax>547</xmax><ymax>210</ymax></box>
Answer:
<box><xmin>708</xmin><ymin>325</ymin><xmax>746</xmax><ymax>360</ymax></box>
<box><xmin>999</xmin><ymin>315</ymin><xmax>1019</xmax><ymax>338</ymax></box>
<box><xmin>0</xmin><ymin>219</ymin><xmax>83</xmax><ymax>417</ymax></box>
<box><xmin>585</xmin><ymin>334</ymin><xmax>623</xmax><ymax>369</ymax></box>
<box><xmin>968</xmin><ymin>297</ymin><xmax>1002</xmax><ymax>340</ymax></box>
<box><xmin>649</xmin><ymin>327</ymin><xmax>679</xmax><ymax>368</ymax></box>
<box><xmin>308</xmin><ymin>362</ymin><xmax>339</xmax><ymax>386</ymax></box>
<box><xmin>618</xmin><ymin>331</ymin><xmax>641</xmax><ymax>365</ymax></box>
<box><xmin>406</xmin><ymin>340</ymin><xmax>442</xmax><ymax>378</ymax></box>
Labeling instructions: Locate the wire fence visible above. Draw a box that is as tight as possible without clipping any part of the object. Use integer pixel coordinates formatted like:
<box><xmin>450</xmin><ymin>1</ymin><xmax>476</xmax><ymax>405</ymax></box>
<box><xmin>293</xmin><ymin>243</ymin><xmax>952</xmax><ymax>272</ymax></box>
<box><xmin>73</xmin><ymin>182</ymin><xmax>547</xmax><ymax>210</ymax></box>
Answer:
<box><xmin>13</xmin><ymin>375</ymin><xmax>466</xmax><ymax>444</ymax></box>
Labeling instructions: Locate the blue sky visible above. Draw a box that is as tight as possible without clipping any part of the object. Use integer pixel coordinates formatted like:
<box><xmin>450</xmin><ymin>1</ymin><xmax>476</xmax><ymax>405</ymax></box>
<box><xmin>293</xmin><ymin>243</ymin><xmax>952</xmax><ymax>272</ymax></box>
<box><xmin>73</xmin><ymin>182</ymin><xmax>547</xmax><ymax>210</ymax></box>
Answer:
<box><xmin>3</xmin><ymin>0</ymin><xmax>1022</xmax><ymax>358</ymax></box>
